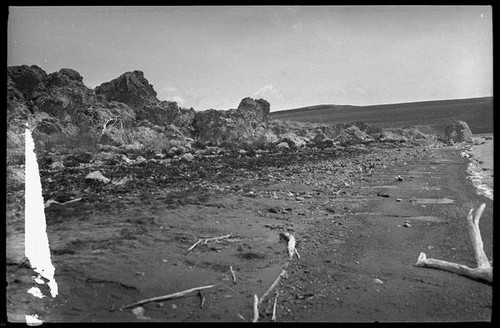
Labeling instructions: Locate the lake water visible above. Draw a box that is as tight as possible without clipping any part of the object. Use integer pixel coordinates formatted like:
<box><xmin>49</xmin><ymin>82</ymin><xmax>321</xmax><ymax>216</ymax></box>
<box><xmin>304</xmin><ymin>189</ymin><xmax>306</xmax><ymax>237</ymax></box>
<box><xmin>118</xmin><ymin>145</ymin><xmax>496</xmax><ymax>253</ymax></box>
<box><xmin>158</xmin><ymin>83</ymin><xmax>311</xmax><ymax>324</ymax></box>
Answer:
<box><xmin>466</xmin><ymin>133</ymin><xmax>493</xmax><ymax>200</ymax></box>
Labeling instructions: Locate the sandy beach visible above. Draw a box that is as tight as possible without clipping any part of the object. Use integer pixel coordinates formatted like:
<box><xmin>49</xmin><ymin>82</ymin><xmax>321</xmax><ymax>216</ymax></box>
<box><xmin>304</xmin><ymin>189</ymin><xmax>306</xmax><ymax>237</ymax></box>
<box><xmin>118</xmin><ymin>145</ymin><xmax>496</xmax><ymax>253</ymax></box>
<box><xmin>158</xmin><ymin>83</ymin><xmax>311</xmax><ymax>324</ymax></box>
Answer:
<box><xmin>6</xmin><ymin>140</ymin><xmax>493</xmax><ymax>322</ymax></box>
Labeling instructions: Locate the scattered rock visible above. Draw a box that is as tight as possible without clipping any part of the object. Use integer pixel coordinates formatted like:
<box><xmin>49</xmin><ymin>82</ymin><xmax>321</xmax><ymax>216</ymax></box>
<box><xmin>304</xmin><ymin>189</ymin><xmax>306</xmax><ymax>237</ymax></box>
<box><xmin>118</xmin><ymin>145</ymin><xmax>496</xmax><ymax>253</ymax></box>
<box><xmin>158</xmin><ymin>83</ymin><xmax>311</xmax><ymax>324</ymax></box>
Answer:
<box><xmin>378</xmin><ymin>130</ymin><xmax>408</xmax><ymax>143</ymax></box>
<box><xmin>335</xmin><ymin>126</ymin><xmax>374</xmax><ymax>145</ymax></box>
<box><xmin>50</xmin><ymin>161</ymin><xmax>65</xmax><ymax>170</ymax></box>
<box><xmin>85</xmin><ymin>171</ymin><xmax>110</xmax><ymax>183</ymax></box>
<box><xmin>180</xmin><ymin>153</ymin><xmax>194</xmax><ymax>162</ymax></box>
<box><xmin>276</xmin><ymin>142</ymin><xmax>290</xmax><ymax>150</ymax></box>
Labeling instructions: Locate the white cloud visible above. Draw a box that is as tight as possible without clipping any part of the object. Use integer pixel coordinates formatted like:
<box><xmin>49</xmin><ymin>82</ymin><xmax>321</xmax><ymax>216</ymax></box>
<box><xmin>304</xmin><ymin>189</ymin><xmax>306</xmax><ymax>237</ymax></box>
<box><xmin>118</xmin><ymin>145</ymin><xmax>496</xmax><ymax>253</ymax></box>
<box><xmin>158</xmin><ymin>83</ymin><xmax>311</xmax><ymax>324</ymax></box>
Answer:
<box><xmin>171</xmin><ymin>95</ymin><xmax>186</xmax><ymax>105</ymax></box>
<box><xmin>253</xmin><ymin>84</ymin><xmax>284</xmax><ymax>101</ymax></box>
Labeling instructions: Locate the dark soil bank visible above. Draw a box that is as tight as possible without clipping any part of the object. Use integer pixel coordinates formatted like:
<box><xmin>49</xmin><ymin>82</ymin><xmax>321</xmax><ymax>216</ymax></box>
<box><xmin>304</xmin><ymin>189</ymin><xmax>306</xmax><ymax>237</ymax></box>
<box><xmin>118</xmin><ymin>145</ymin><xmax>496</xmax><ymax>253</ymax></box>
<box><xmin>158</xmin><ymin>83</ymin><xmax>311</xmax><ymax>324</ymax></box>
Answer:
<box><xmin>6</xmin><ymin>142</ymin><xmax>492</xmax><ymax>322</ymax></box>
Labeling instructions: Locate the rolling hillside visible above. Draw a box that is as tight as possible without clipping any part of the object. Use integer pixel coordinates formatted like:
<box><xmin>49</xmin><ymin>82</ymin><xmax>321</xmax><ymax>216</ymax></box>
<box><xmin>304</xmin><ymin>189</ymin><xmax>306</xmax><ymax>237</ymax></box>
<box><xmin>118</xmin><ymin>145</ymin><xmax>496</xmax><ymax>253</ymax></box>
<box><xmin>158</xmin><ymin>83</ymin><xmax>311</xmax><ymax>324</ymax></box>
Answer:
<box><xmin>271</xmin><ymin>97</ymin><xmax>493</xmax><ymax>134</ymax></box>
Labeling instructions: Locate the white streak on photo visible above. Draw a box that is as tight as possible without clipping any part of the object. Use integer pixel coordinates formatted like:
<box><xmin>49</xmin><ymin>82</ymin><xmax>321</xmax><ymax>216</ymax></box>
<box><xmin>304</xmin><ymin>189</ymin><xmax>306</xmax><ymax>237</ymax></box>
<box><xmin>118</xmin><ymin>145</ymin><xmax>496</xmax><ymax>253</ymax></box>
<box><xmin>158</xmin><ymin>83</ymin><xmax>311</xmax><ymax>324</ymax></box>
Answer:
<box><xmin>25</xmin><ymin>314</ymin><xmax>43</xmax><ymax>326</ymax></box>
<box><xmin>25</xmin><ymin>128</ymin><xmax>58</xmax><ymax>298</ymax></box>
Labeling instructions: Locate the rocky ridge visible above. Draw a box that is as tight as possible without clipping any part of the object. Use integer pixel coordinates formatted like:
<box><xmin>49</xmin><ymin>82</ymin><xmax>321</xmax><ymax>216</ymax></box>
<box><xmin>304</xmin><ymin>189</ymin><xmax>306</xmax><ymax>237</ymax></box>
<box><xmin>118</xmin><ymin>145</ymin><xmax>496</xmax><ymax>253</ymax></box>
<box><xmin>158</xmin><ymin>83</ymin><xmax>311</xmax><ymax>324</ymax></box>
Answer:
<box><xmin>7</xmin><ymin>65</ymin><xmax>472</xmax><ymax>173</ymax></box>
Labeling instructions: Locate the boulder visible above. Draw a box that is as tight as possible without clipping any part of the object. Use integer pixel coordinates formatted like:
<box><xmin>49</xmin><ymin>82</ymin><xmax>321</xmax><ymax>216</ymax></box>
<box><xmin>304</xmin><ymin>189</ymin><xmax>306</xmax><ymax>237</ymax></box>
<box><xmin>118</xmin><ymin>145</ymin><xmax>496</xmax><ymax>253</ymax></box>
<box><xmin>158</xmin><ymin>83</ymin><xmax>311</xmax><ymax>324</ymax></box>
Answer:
<box><xmin>280</xmin><ymin>133</ymin><xmax>309</xmax><ymax>148</ymax></box>
<box><xmin>192</xmin><ymin>98</ymin><xmax>271</xmax><ymax>146</ymax></box>
<box><xmin>399</xmin><ymin>126</ymin><xmax>429</xmax><ymax>141</ymax></box>
<box><xmin>137</xmin><ymin>101</ymin><xmax>195</xmax><ymax>132</ymax></box>
<box><xmin>85</xmin><ymin>171</ymin><xmax>110</xmax><ymax>183</ymax></box>
<box><xmin>334</xmin><ymin>126</ymin><xmax>374</xmax><ymax>145</ymax></box>
<box><xmin>443</xmin><ymin>120</ymin><xmax>473</xmax><ymax>143</ymax></box>
<box><xmin>180</xmin><ymin>153</ymin><xmax>194</xmax><ymax>162</ymax></box>
<box><xmin>276</xmin><ymin>142</ymin><xmax>290</xmax><ymax>150</ymax></box>
<box><xmin>235</xmin><ymin>97</ymin><xmax>270</xmax><ymax>122</ymax></box>
<box><xmin>7</xmin><ymin>65</ymin><xmax>48</xmax><ymax>99</ymax></box>
<box><xmin>47</xmin><ymin>68</ymin><xmax>86</xmax><ymax>88</ymax></box>
<box><xmin>95</xmin><ymin>70</ymin><xmax>159</xmax><ymax>110</ymax></box>
<box><xmin>378</xmin><ymin>130</ymin><xmax>408</xmax><ymax>143</ymax></box>
<box><xmin>6</xmin><ymin>166</ymin><xmax>25</xmax><ymax>191</ymax></box>
<box><xmin>335</xmin><ymin>121</ymin><xmax>381</xmax><ymax>136</ymax></box>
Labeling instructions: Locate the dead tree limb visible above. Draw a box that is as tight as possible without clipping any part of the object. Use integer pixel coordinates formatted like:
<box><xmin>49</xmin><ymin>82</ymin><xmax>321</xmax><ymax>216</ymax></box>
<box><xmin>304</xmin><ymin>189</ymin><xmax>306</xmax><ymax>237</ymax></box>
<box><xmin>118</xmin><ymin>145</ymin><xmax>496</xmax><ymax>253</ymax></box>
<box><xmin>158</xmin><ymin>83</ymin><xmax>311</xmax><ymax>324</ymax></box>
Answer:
<box><xmin>279</xmin><ymin>232</ymin><xmax>297</xmax><ymax>260</ymax></box>
<box><xmin>259</xmin><ymin>269</ymin><xmax>286</xmax><ymax>307</ymax></box>
<box><xmin>271</xmin><ymin>293</ymin><xmax>278</xmax><ymax>322</ymax></box>
<box><xmin>230</xmin><ymin>266</ymin><xmax>237</xmax><ymax>284</ymax></box>
<box><xmin>187</xmin><ymin>234</ymin><xmax>232</xmax><ymax>252</ymax></box>
<box><xmin>120</xmin><ymin>285</ymin><xmax>216</xmax><ymax>310</ymax></box>
<box><xmin>252</xmin><ymin>294</ymin><xmax>259</xmax><ymax>323</ymax></box>
<box><xmin>415</xmin><ymin>203</ymin><xmax>492</xmax><ymax>284</ymax></box>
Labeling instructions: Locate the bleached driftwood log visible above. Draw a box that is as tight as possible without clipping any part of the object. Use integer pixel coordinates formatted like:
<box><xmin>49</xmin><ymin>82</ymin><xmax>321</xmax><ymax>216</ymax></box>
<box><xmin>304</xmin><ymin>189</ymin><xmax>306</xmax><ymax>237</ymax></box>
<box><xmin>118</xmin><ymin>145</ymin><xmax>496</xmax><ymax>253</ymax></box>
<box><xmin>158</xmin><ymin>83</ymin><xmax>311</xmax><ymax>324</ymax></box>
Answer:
<box><xmin>229</xmin><ymin>265</ymin><xmax>237</xmax><ymax>284</ymax></box>
<box><xmin>415</xmin><ymin>203</ymin><xmax>492</xmax><ymax>284</ymax></box>
<box><xmin>279</xmin><ymin>232</ymin><xmax>298</xmax><ymax>260</ymax></box>
<box><xmin>271</xmin><ymin>293</ymin><xmax>278</xmax><ymax>322</ymax></box>
<box><xmin>252</xmin><ymin>294</ymin><xmax>259</xmax><ymax>323</ymax></box>
<box><xmin>187</xmin><ymin>233</ymin><xmax>232</xmax><ymax>252</ymax></box>
<box><xmin>120</xmin><ymin>285</ymin><xmax>216</xmax><ymax>310</ymax></box>
<box><xmin>259</xmin><ymin>269</ymin><xmax>286</xmax><ymax>306</ymax></box>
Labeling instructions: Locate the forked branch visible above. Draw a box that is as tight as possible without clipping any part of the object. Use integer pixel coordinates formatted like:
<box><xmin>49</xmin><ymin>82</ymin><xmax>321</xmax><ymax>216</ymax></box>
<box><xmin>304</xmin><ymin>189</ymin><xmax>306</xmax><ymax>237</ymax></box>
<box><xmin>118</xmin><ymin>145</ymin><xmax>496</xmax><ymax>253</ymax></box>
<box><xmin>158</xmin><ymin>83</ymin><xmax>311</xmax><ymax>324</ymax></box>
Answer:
<box><xmin>415</xmin><ymin>203</ymin><xmax>492</xmax><ymax>284</ymax></box>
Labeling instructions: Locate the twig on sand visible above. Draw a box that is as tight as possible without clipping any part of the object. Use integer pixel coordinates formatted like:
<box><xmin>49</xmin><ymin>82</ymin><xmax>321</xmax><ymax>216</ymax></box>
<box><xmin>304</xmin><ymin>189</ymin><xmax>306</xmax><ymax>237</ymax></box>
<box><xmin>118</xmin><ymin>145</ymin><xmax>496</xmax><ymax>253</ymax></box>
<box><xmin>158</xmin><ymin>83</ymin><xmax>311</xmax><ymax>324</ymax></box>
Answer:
<box><xmin>230</xmin><ymin>266</ymin><xmax>237</xmax><ymax>284</ymax></box>
<box><xmin>198</xmin><ymin>290</ymin><xmax>206</xmax><ymax>309</ymax></box>
<box><xmin>252</xmin><ymin>294</ymin><xmax>259</xmax><ymax>322</ymax></box>
<box><xmin>259</xmin><ymin>269</ymin><xmax>287</xmax><ymax>307</ymax></box>
<box><xmin>187</xmin><ymin>234</ymin><xmax>232</xmax><ymax>252</ymax></box>
<box><xmin>120</xmin><ymin>285</ymin><xmax>216</xmax><ymax>310</ymax></box>
<box><xmin>237</xmin><ymin>314</ymin><xmax>247</xmax><ymax>322</ymax></box>
<box><xmin>294</xmin><ymin>248</ymin><xmax>301</xmax><ymax>259</ymax></box>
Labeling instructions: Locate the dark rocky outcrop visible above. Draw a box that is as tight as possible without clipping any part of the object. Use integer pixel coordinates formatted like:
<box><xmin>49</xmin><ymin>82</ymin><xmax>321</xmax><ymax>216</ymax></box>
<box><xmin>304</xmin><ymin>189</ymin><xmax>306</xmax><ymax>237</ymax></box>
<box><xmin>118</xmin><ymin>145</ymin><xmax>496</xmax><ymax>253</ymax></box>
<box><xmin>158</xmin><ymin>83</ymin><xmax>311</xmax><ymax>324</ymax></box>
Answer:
<box><xmin>443</xmin><ymin>120</ymin><xmax>473</xmax><ymax>143</ymax></box>
<box><xmin>95</xmin><ymin>71</ymin><xmax>159</xmax><ymax>110</ymax></box>
<box><xmin>191</xmin><ymin>97</ymin><xmax>271</xmax><ymax>146</ymax></box>
<box><xmin>7</xmin><ymin>64</ymin><xmax>439</xmax><ymax>157</ymax></box>
<box><xmin>7</xmin><ymin>65</ymin><xmax>48</xmax><ymax>100</ymax></box>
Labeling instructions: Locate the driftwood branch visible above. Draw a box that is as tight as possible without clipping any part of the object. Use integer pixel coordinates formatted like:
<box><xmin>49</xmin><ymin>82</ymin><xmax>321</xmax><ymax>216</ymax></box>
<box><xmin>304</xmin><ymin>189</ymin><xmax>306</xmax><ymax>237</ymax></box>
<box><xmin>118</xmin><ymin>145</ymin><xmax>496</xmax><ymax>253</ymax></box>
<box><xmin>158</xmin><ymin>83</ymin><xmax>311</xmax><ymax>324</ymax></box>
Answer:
<box><xmin>271</xmin><ymin>293</ymin><xmax>278</xmax><ymax>322</ymax></box>
<box><xmin>259</xmin><ymin>269</ymin><xmax>286</xmax><ymax>306</ymax></box>
<box><xmin>279</xmin><ymin>232</ymin><xmax>297</xmax><ymax>260</ymax></box>
<box><xmin>230</xmin><ymin>266</ymin><xmax>237</xmax><ymax>284</ymax></box>
<box><xmin>415</xmin><ymin>203</ymin><xmax>492</xmax><ymax>284</ymax></box>
<box><xmin>187</xmin><ymin>234</ymin><xmax>232</xmax><ymax>252</ymax></box>
<box><xmin>187</xmin><ymin>239</ymin><xmax>203</xmax><ymax>252</ymax></box>
<box><xmin>120</xmin><ymin>285</ymin><xmax>216</xmax><ymax>310</ymax></box>
<box><xmin>203</xmin><ymin>234</ymin><xmax>232</xmax><ymax>244</ymax></box>
<box><xmin>252</xmin><ymin>294</ymin><xmax>259</xmax><ymax>323</ymax></box>
<box><xmin>44</xmin><ymin>197</ymin><xmax>82</xmax><ymax>208</ymax></box>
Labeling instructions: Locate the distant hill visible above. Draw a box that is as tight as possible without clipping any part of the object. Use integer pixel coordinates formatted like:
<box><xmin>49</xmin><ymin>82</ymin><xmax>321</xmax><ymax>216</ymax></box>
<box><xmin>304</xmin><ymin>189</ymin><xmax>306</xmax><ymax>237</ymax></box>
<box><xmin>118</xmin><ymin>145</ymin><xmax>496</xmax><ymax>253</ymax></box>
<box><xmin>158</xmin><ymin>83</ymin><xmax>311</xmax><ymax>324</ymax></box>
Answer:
<box><xmin>271</xmin><ymin>97</ymin><xmax>493</xmax><ymax>134</ymax></box>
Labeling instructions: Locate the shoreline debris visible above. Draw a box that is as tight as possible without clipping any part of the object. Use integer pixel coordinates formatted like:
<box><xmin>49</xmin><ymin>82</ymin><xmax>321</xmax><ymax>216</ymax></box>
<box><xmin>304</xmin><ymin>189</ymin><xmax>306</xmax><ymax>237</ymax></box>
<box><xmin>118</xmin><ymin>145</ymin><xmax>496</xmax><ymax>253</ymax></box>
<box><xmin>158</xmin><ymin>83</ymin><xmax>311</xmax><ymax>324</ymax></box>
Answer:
<box><xmin>415</xmin><ymin>203</ymin><xmax>492</xmax><ymax>284</ymax></box>
<box><xmin>120</xmin><ymin>284</ymin><xmax>216</xmax><ymax>310</ymax></box>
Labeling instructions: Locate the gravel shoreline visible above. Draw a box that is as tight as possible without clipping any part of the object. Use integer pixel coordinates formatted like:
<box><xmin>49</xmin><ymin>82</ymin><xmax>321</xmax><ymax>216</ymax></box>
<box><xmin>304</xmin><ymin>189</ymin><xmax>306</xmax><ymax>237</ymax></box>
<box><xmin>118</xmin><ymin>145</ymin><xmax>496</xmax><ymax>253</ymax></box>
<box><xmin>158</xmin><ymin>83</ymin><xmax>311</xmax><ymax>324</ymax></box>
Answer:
<box><xmin>6</xmin><ymin>140</ymin><xmax>493</xmax><ymax>322</ymax></box>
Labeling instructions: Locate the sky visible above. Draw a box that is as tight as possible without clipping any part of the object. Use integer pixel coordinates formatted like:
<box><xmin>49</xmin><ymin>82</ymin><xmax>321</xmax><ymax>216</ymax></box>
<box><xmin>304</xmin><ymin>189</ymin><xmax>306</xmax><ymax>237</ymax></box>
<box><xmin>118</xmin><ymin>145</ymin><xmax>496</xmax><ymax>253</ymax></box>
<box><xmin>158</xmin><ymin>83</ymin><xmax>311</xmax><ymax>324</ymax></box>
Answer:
<box><xmin>7</xmin><ymin>6</ymin><xmax>492</xmax><ymax>112</ymax></box>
